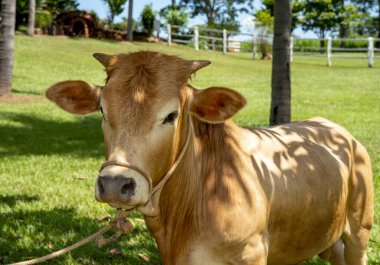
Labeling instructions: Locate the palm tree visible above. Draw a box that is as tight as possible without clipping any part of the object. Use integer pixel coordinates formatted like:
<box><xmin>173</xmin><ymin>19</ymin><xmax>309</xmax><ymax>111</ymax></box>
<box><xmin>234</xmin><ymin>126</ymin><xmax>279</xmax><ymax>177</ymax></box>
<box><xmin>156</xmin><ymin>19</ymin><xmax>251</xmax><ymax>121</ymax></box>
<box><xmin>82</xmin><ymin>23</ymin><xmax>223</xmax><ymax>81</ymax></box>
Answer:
<box><xmin>269</xmin><ymin>0</ymin><xmax>291</xmax><ymax>125</ymax></box>
<box><xmin>127</xmin><ymin>0</ymin><xmax>133</xmax><ymax>41</ymax></box>
<box><xmin>378</xmin><ymin>0</ymin><xmax>380</xmax><ymax>48</ymax></box>
<box><xmin>27</xmin><ymin>0</ymin><xmax>35</xmax><ymax>36</ymax></box>
<box><xmin>0</xmin><ymin>0</ymin><xmax>16</xmax><ymax>97</ymax></box>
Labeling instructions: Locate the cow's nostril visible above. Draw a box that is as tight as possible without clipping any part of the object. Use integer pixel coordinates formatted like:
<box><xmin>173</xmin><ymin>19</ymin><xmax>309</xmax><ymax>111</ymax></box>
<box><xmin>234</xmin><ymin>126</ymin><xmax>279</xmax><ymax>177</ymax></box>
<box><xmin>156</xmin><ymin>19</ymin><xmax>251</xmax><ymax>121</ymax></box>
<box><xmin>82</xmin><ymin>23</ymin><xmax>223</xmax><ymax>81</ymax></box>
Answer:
<box><xmin>97</xmin><ymin>178</ymin><xmax>105</xmax><ymax>194</ymax></box>
<box><xmin>121</xmin><ymin>178</ymin><xmax>136</xmax><ymax>195</ymax></box>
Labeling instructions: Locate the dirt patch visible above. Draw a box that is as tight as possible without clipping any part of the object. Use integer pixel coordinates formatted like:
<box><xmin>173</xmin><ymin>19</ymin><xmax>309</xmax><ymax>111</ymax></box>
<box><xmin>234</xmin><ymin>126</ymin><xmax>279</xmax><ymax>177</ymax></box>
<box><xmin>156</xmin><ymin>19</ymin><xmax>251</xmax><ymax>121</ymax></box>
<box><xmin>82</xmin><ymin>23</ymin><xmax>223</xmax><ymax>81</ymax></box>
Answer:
<box><xmin>0</xmin><ymin>94</ymin><xmax>45</xmax><ymax>104</ymax></box>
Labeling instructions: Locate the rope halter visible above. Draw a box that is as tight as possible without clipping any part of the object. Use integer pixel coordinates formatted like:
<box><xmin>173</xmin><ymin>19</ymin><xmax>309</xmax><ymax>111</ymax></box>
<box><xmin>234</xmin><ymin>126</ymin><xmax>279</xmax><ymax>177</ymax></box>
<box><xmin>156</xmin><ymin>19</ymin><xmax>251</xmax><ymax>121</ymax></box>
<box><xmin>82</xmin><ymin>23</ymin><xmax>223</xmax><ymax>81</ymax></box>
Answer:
<box><xmin>98</xmin><ymin>115</ymin><xmax>193</xmax><ymax>213</ymax></box>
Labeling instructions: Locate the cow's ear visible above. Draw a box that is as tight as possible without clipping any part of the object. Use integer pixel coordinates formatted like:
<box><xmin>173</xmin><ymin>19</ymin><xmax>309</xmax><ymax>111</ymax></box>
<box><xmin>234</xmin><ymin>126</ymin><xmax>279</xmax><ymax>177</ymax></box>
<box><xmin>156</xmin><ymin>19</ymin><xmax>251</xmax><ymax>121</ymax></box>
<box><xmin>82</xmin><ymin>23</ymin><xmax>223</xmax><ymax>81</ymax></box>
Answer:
<box><xmin>189</xmin><ymin>87</ymin><xmax>246</xmax><ymax>123</ymax></box>
<box><xmin>187</xmin><ymin>60</ymin><xmax>211</xmax><ymax>74</ymax></box>
<box><xmin>46</xmin><ymin>80</ymin><xmax>101</xmax><ymax>115</ymax></box>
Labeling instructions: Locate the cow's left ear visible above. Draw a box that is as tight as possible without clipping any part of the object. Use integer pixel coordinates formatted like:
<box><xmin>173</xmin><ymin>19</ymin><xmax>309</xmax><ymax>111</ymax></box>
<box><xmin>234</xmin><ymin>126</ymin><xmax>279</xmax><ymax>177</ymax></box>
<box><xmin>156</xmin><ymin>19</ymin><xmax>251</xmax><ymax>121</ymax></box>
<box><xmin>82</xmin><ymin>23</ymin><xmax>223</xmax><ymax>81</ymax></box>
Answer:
<box><xmin>189</xmin><ymin>87</ymin><xmax>246</xmax><ymax>123</ymax></box>
<box><xmin>46</xmin><ymin>80</ymin><xmax>101</xmax><ymax>115</ymax></box>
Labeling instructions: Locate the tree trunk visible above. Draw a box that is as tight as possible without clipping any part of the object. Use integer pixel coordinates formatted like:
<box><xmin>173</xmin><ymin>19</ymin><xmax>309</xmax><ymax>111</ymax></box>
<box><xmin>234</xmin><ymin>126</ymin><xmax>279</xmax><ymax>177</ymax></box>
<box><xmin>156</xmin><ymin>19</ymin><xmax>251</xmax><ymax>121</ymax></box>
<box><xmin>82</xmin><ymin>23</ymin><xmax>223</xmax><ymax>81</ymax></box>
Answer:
<box><xmin>377</xmin><ymin>0</ymin><xmax>380</xmax><ymax>48</ymax></box>
<box><xmin>319</xmin><ymin>30</ymin><xmax>325</xmax><ymax>53</ymax></box>
<box><xmin>207</xmin><ymin>12</ymin><xmax>216</xmax><ymax>50</ymax></box>
<box><xmin>339</xmin><ymin>25</ymin><xmax>346</xmax><ymax>48</ymax></box>
<box><xmin>269</xmin><ymin>0</ymin><xmax>291</xmax><ymax>126</ymax></box>
<box><xmin>127</xmin><ymin>0</ymin><xmax>133</xmax><ymax>41</ymax></box>
<box><xmin>320</xmin><ymin>39</ymin><xmax>325</xmax><ymax>51</ymax></box>
<box><xmin>0</xmin><ymin>0</ymin><xmax>16</xmax><ymax>97</ymax></box>
<box><xmin>110</xmin><ymin>12</ymin><xmax>115</xmax><ymax>26</ymax></box>
<box><xmin>27</xmin><ymin>0</ymin><xmax>35</xmax><ymax>36</ymax></box>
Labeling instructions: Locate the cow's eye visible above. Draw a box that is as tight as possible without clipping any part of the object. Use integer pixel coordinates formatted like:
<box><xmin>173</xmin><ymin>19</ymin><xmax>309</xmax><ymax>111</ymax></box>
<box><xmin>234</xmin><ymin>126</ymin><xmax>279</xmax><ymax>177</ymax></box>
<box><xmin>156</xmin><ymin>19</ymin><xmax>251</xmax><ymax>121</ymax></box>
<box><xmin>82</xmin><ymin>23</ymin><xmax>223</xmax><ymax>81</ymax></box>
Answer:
<box><xmin>163</xmin><ymin>111</ymin><xmax>178</xmax><ymax>124</ymax></box>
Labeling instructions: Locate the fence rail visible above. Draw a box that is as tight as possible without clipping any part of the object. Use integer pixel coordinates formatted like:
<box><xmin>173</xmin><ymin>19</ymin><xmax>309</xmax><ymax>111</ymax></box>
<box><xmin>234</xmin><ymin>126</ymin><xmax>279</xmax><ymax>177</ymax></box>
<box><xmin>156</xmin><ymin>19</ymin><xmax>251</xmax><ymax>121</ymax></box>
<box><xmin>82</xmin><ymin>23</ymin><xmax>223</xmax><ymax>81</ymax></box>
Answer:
<box><xmin>165</xmin><ymin>24</ymin><xmax>380</xmax><ymax>67</ymax></box>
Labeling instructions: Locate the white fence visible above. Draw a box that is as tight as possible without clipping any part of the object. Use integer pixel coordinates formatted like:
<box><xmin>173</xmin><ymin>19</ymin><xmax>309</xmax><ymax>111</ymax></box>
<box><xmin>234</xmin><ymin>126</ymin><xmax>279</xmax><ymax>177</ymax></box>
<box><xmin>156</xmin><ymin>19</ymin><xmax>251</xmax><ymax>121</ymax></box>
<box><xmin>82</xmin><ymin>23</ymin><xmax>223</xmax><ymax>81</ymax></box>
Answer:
<box><xmin>165</xmin><ymin>24</ymin><xmax>380</xmax><ymax>67</ymax></box>
<box><xmin>166</xmin><ymin>24</ymin><xmax>271</xmax><ymax>60</ymax></box>
<box><xmin>292</xmin><ymin>37</ymin><xmax>380</xmax><ymax>67</ymax></box>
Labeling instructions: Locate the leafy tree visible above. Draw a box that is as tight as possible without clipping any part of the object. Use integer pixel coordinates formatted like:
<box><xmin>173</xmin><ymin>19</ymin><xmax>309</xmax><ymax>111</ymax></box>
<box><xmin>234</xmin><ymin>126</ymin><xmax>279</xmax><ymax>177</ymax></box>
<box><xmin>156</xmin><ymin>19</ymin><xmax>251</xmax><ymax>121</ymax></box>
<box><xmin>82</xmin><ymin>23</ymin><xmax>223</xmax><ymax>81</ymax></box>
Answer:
<box><xmin>160</xmin><ymin>4</ymin><xmax>190</xmax><ymax>43</ymax></box>
<box><xmin>254</xmin><ymin>0</ymin><xmax>302</xmax><ymax>59</ymax></box>
<box><xmin>214</xmin><ymin>0</ymin><xmax>244</xmax><ymax>31</ymax></box>
<box><xmin>41</xmin><ymin>0</ymin><xmax>78</xmax><ymax>17</ymax></box>
<box><xmin>255</xmin><ymin>9</ymin><xmax>273</xmax><ymax>33</ymax></box>
<box><xmin>16</xmin><ymin>0</ymin><xmax>77</xmax><ymax>30</ymax></box>
<box><xmin>0</xmin><ymin>0</ymin><xmax>16</xmax><ymax>97</ymax></box>
<box><xmin>102</xmin><ymin>0</ymin><xmax>127</xmax><ymax>25</ymax></box>
<box><xmin>160</xmin><ymin>5</ymin><xmax>189</xmax><ymax>28</ymax></box>
<box><xmin>179</xmin><ymin>0</ymin><xmax>249</xmax><ymax>28</ymax></box>
<box><xmin>270</xmin><ymin>0</ymin><xmax>292</xmax><ymax>125</ymax></box>
<box><xmin>298</xmin><ymin>0</ymin><xmax>366</xmax><ymax>47</ymax></box>
<box><xmin>373</xmin><ymin>0</ymin><xmax>379</xmax><ymax>42</ymax></box>
<box><xmin>35</xmin><ymin>9</ymin><xmax>53</xmax><ymax>30</ymax></box>
<box><xmin>254</xmin><ymin>9</ymin><xmax>273</xmax><ymax>59</ymax></box>
<box><xmin>254</xmin><ymin>0</ymin><xmax>301</xmax><ymax>32</ymax></box>
<box><xmin>336</xmin><ymin>3</ymin><xmax>362</xmax><ymax>46</ymax></box>
<box><xmin>291</xmin><ymin>0</ymin><xmax>303</xmax><ymax>32</ymax></box>
<box><xmin>15</xmin><ymin>0</ymin><xmax>30</xmax><ymax>29</ymax></box>
<box><xmin>298</xmin><ymin>0</ymin><xmax>338</xmax><ymax>48</ymax></box>
<box><xmin>351</xmin><ymin>0</ymin><xmax>380</xmax><ymax>46</ymax></box>
<box><xmin>141</xmin><ymin>4</ymin><xmax>155</xmax><ymax>35</ymax></box>
<box><xmin>354</xmin><ymin>13</ymin><xmax>378</xmax><ymax>36</ymax></box>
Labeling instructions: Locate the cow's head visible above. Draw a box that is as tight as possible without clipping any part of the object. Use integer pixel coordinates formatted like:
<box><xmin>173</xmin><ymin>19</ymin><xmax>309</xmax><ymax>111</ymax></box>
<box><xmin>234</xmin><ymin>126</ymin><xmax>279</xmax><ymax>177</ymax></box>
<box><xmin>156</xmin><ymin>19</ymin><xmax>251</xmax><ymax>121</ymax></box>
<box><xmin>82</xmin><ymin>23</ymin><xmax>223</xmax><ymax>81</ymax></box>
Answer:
<box><xmin>46</xmin><ymin>51</ymin><xmax>246</xmax><ymax>211</ymax></box>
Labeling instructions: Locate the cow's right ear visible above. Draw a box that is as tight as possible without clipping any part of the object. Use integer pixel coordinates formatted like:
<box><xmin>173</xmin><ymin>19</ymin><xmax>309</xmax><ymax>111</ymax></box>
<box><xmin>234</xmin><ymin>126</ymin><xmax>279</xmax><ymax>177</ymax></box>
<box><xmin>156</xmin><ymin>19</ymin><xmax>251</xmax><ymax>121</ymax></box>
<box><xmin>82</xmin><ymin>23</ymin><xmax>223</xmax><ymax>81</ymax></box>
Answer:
<box><xmin>189</xmin><ymin>86</ymin><xmax>246</xmax><ymax>123</ymax></box>
<box><xmin>46</xmin><ymin>80</ymin><xmax>101</xmax><ymax>115</ymax></box>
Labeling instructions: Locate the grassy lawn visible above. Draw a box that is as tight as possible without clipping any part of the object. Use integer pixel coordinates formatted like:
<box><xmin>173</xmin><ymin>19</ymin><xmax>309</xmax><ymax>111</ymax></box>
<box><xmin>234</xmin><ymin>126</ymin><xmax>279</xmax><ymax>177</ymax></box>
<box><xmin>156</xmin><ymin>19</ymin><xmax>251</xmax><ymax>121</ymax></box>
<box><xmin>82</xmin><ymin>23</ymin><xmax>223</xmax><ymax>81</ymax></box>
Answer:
<box><xmin>0</xmin><ymin>35</ymin><xmax>379</xmax><ymax>264</ymax></box>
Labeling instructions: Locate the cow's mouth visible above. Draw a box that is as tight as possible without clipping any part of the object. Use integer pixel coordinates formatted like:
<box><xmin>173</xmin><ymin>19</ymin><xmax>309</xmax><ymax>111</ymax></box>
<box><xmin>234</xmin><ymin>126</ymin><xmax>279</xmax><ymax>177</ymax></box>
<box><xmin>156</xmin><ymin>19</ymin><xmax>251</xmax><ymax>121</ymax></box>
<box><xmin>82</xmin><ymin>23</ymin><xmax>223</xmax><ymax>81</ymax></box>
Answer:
<box><xmin>109</xmin><ymin>203</ymin><xmax>136</xmax><ymax>210</ymax></box>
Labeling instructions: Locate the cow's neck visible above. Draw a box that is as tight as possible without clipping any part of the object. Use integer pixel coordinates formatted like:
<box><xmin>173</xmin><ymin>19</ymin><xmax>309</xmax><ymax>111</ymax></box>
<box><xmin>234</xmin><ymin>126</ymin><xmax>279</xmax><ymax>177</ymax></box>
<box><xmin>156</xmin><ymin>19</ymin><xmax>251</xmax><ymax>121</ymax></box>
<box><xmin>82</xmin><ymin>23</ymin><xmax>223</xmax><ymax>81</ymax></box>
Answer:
<box><xmin>144</xmin><ymin>117</ymin><xmax>244</xmax><ymax>264</ymax></box>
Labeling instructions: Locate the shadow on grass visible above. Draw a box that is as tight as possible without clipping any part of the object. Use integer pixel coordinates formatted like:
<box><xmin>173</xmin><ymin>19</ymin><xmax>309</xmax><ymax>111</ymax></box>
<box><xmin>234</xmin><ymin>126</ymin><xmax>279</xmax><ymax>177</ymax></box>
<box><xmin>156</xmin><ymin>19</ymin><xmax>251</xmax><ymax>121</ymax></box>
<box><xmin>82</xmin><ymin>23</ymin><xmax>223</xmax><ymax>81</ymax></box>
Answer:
<box><xmin>12</xmin><ymin>88</ymin><xmax>41</xmax><ymax>96</ymax></box>
<box><xmin>0</xmin><ymin>202</ymin><xmax>161</xmax><ymax>265</ymax></box>
<box><xmin>0</xmin><ymin>112</ymin><xmax>104</xmax><ymax>158</ymax></box>
<box><xmin>0</xmin><ymin>194</ymin><xmax>40</xmax><ymax>207</ymax></box>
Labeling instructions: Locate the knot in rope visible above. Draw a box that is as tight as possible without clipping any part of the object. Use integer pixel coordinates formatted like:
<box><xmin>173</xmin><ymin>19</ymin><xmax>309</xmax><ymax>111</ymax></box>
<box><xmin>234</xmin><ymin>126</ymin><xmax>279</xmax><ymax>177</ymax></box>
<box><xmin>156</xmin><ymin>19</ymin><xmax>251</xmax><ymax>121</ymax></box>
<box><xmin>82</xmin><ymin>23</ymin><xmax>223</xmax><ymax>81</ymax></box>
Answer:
<box><xmin>95</xmin><ymin>210</ymin><xmax>134</xmax><ymax>247</ymax></box>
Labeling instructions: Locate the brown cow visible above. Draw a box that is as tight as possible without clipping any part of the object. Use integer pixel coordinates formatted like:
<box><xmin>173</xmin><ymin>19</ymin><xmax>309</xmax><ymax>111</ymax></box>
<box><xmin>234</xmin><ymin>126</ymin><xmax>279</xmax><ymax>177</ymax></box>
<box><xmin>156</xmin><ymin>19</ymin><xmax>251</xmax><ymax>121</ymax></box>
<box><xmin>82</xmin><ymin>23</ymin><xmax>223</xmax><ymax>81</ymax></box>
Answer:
<box><xmin>46</xmin><ymin>51</ymin><xmax>373</xmax><ymax>265</ymax></box>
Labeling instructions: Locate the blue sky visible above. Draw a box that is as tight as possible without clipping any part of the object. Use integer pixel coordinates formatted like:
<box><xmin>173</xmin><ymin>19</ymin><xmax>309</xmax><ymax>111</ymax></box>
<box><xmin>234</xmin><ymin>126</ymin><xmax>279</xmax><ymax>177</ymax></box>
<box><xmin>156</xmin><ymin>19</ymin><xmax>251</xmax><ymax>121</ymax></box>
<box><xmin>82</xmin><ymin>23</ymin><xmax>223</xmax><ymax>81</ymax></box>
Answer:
<box><xmin>77</xmin><ymin>0</ymin><xmax>314</xmax><ymax>37</ymax></box>
<box><xmin>78</xmin><ymin>0</ymin><xmax>173</xmax><ymax>23</ymax></box>
<box><xmin>78</xmin><ymin>0</ymin><xmax>258</xmax><ymax>30</ymax></box>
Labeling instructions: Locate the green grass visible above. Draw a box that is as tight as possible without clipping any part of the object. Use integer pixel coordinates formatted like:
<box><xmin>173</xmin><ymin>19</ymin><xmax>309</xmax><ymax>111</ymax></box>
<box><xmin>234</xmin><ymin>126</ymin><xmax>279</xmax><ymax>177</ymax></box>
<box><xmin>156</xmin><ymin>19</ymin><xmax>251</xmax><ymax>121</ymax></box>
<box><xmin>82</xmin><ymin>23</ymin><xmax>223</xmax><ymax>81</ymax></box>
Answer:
<box><xmin>0</xmin><ymin>35</ymin><xmax>379</xmax><ymax>264</ymax></box>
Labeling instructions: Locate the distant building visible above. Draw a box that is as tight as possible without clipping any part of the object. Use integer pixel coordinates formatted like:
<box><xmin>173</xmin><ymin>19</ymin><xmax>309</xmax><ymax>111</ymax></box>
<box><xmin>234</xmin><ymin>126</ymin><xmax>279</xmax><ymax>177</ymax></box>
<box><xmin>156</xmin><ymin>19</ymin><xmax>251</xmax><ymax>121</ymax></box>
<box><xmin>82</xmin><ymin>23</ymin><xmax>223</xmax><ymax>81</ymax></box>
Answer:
<box><xmin>55</xmin><ymin>11</ymin><xmax>98</xmax><ymax>38</ymax></box>
<box><xmin>51</xmin><ymin>10</ymin><xmax>157</xmax><ymax>42</ymax></box>
<box><xmin>228</xmin><ymin>40</ymin><xmax>241</xmax><ymax>52</ymax></box>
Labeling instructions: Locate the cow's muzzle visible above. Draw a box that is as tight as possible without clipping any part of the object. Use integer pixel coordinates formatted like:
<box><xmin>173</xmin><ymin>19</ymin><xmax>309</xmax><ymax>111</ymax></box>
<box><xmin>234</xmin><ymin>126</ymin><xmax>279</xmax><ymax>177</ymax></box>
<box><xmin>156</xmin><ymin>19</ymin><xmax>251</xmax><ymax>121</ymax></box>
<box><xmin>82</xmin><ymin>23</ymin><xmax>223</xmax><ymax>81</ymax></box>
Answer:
<box><xmin>96</xmin><ymin>175</ymin><xmax>136</xmax><ymax>204</ymax></box>
<box><xmin>95</xmin><ymin>161</ymin><xmax>152</xmax><ymax>208</ymax></box>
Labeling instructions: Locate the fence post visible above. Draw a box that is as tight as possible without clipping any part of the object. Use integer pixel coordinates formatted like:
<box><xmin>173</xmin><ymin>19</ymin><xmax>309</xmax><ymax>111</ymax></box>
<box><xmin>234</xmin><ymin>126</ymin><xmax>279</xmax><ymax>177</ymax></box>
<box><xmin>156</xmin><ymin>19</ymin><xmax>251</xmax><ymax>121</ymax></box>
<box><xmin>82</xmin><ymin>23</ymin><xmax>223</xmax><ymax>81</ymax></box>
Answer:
<box><xmin>368</xmin><ymin>37</ymin><xmax>374</xmax><ymax>68</ymax></box>
<box><xmin>327</xmin><ymin>37</ymin><xmax>332</xmax><ymax>67</ymax></box>
<box><xmin>252</xmin><ymin>34</ymin><xmax>256</xmax><ymax>60</ymax></box>
<box><xmin>223</xmin><ymin>29</ymin><xmax>227</xmax><ymax>54</ymax></box>
<box><xmin>167</xmin><ymin>24</ymin><xmax>172</xmax><ymax>46</ymax></box>
<box><xmin>194</xmin><ymin>26</ymin><xmax>199</xmax><ymax>51</ymax></box>
<box><xmin>290</xmin><ymin>37</ymin><xmax>293</xmax><ymax>63</ymax></box>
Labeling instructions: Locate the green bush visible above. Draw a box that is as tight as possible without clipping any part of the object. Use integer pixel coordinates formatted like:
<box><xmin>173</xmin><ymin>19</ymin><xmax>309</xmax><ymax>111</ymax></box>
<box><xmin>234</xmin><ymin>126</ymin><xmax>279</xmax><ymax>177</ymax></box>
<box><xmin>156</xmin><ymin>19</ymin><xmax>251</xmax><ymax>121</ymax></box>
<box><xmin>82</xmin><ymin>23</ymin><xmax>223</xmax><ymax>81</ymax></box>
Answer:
<box><xmin>141</xmin><ymin>4</ymin><xmax>155</xmax><ymax>35</ymax></box>
<box><xmin>35</xmin><ymin>9</ymin><xmax>53</xmax><ymax>30</ymax></box>
<box><xmin>160</xmin><ymin>6</ymin><xmax>189</xmax><ymax>28</ymax></box>
<box><xmin>332</xmin><ymin>40</ymin><xmax>368</xmax><ymax>49</ymax></box>
<box><xmin>240</xmin><ymin>41</ymin><xmax>253</xmax><ymax>52</ymax></box>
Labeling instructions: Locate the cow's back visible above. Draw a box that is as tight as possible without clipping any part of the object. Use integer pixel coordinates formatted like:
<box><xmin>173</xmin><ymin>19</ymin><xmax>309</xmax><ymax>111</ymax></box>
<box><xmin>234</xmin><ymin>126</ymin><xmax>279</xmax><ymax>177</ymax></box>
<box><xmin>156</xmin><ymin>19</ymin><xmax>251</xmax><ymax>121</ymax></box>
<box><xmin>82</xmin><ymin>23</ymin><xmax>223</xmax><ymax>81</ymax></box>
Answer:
<box><xmin>246</xmin><ymin>117</ymin><xmax>373</xmax><ymax>264</ymax></box>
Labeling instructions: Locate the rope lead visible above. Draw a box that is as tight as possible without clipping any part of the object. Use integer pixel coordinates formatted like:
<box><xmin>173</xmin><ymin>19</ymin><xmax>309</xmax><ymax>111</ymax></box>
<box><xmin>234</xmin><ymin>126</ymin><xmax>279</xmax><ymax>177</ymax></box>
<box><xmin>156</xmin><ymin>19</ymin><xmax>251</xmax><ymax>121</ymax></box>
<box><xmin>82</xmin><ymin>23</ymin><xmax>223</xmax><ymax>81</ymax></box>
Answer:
<box><xmin>9</xmin><ymin>210</ymin><xmax>133</xmax><ymax>265</ymax></box>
